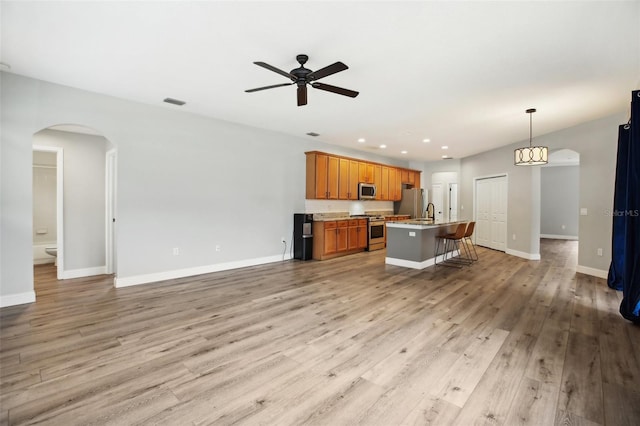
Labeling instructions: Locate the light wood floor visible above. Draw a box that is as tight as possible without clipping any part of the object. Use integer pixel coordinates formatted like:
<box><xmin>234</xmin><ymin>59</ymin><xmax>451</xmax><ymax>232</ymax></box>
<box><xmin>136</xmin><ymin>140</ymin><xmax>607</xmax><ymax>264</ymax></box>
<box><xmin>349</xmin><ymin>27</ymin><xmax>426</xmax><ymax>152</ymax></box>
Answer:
<box><xmin>1</xmin><ymin>240</ymin><xmax>639</xmax><ymax>425</ymax></box>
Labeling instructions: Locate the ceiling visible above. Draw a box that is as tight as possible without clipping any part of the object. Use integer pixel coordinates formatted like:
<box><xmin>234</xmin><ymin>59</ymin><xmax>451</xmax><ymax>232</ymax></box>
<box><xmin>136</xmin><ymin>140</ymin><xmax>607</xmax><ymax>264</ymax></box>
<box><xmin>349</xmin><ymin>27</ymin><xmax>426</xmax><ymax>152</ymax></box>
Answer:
<box><xmin>2</xmin><ymin>1</ymin><xmax>639</xmax><ymax>162</ymax></box>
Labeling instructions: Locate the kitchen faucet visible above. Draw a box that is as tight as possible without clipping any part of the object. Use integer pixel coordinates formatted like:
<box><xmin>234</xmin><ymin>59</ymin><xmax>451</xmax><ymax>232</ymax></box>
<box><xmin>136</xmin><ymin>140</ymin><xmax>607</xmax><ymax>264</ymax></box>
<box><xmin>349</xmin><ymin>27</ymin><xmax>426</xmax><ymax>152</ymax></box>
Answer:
<box><xmin>426</xmin><ymin>203</ymin><xmax>435</xmax><ymax>220</ymax></box>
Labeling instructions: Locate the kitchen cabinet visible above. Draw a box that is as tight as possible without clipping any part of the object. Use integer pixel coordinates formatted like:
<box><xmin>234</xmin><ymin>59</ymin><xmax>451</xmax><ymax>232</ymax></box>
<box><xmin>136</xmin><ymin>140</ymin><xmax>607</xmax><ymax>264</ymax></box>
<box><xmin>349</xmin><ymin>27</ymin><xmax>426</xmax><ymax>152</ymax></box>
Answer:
<box><xmin>412</xmin><ymin>171</ymin><xmax>421</xmax><ymax>189</ymax></box>
<box><xmin>348</xmin><ymin>219</ymin><xmax>368</xmax><ymax>250</ymax></box>
<box><xmin>380</xmin><ymin>166</ymin><xmax>390</xmax><ymax>200</ymax></box>
<box><xmin>336</xmin><ymin>220</ymin><xmax>349</xmax><ymax>252</ymax></box>
<box><xmin>389</xmin><ymin>168</ymin><xmax>401</xmax><ymax>201</ymax></box>
<box><xmin>374</xmin><ymin>165</ymin><xmax>382</xmax><ymax>200</ymax></box>
<box><xmin>359</xmin><ymin>162</ymin><xmax>374</xmax><ymax>184</ymax></box>
<box><xmin>401</xmin><ymin>169</ymin><xmax>410</xmax><ymax>184</ymax></box>
<box><xmin>306</xmin><ymin>152</ymin><xmax>339</xmax><ymax>199</ymax></box>
<box><xmin>399</xmin><ymin>169</ymin><xmax>421</xmax><ymax>189</ymax></box>
<box><xmin>322</xmin><ymin>221</ymin><xmax>337</xmax><ymax>255</ymax></box>
<box><xmin>339</xmin><ymin>158</ymin><xmax>360</xmax><ymax>200</ymax></box>
<box><xmin>313</xmin><ymin>219</ymin><xmax>367</xmax><ymax>260</ymax></box>
<box><xmin>306</xmin><ymin>151</ymin><xmax>421</xmax><ymax>200</ymax></box>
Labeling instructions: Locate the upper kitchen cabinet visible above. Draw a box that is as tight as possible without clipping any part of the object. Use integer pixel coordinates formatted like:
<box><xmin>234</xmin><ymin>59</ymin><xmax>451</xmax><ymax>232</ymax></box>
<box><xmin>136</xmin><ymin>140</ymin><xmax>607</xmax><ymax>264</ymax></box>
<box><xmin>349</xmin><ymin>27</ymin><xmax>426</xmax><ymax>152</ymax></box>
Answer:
<box><xmin>306</xmin><ymin>151</ymin><xmax>421</xmax><ymax>200</ymax></box>
<box><xmin>338</xmin><ymin>158</ymin><xmax>360</xmax><ymax>200</ymax></box>
<box><xmin>389</xmin><ymin>167</ymin><xmax>401</xmax><ymax>201</ymax></box>
<box><xmin>358</xmin><ymin>162</ymin><xmax>374</xmax><ymax>184</ymax></box>
<box><xmin>306</xmin><ymin>152</ymin><xmax>339</xmax><ymax>199</ymax></box>
<box><xmin>400</xmin><ymin>169</ymin><xmax>421</xmax><ymax>189</ymax></box>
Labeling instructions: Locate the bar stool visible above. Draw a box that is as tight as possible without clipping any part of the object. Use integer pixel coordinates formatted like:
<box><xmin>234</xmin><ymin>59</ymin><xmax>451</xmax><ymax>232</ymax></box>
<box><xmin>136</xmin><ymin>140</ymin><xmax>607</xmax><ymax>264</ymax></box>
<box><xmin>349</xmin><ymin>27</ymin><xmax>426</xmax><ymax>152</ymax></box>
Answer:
<box><xmin>435</xmin><ymin>223</ymin><xmax>471</xmax><ymax>268</ymax></box>
<box><xmin>463</xmin><ymin>221</ymin><xmax>478</xmax><ymax>262</ymax></box>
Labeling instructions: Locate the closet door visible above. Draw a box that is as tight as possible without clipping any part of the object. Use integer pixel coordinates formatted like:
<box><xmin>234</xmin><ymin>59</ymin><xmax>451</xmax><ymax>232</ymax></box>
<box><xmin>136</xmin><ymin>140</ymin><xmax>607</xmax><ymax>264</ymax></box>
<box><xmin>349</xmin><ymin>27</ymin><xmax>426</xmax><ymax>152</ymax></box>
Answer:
<box><xmin>475</xmin><ymin>176</ymin><xmax>507</xmax><ymax>251</ymax></box>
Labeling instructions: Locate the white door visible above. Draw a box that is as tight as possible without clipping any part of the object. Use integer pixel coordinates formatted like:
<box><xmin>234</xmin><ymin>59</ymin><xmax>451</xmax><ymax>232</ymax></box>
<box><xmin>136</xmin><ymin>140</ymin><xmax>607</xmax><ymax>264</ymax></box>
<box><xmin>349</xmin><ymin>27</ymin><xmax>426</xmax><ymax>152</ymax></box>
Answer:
<box><xmin>449</xmin><ymin>183</ymin><xmax>458</xmax><ymax>222</ymax></box>
<box><xmin>491</xmin><ymin>177</ymin><xmax>507</xmax><ymax>251</ymax></box>
<box><xmin>475</xmin><ymin>179</ymin><xmax>492</xmax><ymax>248</ymax></box>
<box><xmin>475</xmin><ymin>176</ymin><xmax>507</xmax><ymax>251</ymax></box>
<box><xmin>431</xmin><ymin>184</ymin><xmax>444</xmax><ymax>222</ymax></box>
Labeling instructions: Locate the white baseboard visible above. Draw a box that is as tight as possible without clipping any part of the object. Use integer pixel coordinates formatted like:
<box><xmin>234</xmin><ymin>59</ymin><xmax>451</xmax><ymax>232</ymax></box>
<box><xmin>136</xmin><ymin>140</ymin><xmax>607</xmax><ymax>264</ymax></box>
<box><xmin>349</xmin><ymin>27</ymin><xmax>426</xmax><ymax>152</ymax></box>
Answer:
<box><xmin>385</xmin><ymin>251</ymin><xmax>457</xmax><ymax>270</ymax></box>
<box><xmin>115</xmin><ymin>254</ymin><xmax>290</xmax><ymax>288</ymax></box>
<box><xmin>576</xmin><ymin>265</ymin><xmax>608</xmax><ymax>279</ymax></box>
<box><xmin>62</xmin><ymin>266</ymin><xmax>107</xmax><ymax>279</ymax></box>
<box><xmin>34</xmin><ymin>258</ymin><xmax>55</xmax><ymax>265</ymax></box>
<box><xmin>540</xmin><ymin>234</ymin><xmax>578</xmax><ymax>240</ymax></box>
<box><xmin>0</xmin><ymin>291</ymin><xmax>36</xmax><ymax>308</ymax></box>
<box><xmin>506</xmin><ymin>248</ymin><xmax>541</xmax><ymax>261</ymax></box>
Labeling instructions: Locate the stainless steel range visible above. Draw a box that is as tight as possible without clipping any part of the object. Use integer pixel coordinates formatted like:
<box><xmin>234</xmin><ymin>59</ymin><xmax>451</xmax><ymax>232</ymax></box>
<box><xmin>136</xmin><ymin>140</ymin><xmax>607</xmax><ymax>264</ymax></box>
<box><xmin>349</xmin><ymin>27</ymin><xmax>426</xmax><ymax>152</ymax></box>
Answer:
<box><xmin>351</xmin><ymin>214</ymin><xmax>386</xmax><ymax>251</ymax></box>
<box><xmin>367</xmin><ymin>215</ymin><xmax>386</xmax><ymax>251</ymax></box>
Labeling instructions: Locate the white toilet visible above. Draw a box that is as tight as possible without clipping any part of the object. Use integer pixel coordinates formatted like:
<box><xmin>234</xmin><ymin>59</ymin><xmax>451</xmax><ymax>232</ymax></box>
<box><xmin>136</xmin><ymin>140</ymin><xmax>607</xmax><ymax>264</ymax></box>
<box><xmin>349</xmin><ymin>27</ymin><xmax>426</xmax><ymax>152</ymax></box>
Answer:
<box><xmin>45</xmin><ymin>246</ymin><xmax>57</xmax><ymax>266</ymax></box>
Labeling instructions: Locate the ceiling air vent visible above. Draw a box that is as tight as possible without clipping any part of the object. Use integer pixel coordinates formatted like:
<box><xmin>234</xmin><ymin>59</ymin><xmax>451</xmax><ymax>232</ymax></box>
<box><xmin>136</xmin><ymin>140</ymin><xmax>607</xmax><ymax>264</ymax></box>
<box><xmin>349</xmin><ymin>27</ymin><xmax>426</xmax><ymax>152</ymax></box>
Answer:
<box><xmin>163</xmin><ymin>97</ymin><xmax>186</xmax><ymax>106</ymax></box>
<box><xmin>306</xmin><ymin>132</ymin><xmax>320</xmax><ymax>137</ymax></box>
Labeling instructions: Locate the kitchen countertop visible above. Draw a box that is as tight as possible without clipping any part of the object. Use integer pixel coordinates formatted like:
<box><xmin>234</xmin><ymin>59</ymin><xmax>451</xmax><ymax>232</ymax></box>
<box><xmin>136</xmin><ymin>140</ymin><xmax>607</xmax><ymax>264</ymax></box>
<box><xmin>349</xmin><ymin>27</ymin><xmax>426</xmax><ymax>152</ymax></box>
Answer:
<box><xmin>313</xmin><ymin>217</ymin><xmax>361</xmax><ymax>222</ymax></box>
<box><xmin>386</xmin><ymin>219</ymin><xmax>462</xmax><ymax>228</ymax></box>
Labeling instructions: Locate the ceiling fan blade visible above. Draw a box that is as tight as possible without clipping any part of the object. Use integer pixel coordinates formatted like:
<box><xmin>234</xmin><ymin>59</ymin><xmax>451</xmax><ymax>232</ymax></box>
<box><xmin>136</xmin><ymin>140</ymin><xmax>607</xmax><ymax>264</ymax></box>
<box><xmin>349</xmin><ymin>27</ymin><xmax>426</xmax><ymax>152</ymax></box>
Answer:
<box><xmin>311</xmin><ymin>82</ymin><xmax>359</xmax><ymax>98</ymax></box>
<box><xmin>307</xmin><ymin>62</ymin><xmax>348</xmax><ymax>81</ymax></box>
<box><xmin>253</xmin><ymin>62</ymin><xmax>296</xmax><ymax>81</ymax></box>
<box><xmin>297</xmin><ymin>85</ymin><xmax>307</xmax><ymax>106</ymax></box>
<box><xmin>245</xmin><ymin>83</ymin><xmax>294</xmax><ymax>93</ymax></box>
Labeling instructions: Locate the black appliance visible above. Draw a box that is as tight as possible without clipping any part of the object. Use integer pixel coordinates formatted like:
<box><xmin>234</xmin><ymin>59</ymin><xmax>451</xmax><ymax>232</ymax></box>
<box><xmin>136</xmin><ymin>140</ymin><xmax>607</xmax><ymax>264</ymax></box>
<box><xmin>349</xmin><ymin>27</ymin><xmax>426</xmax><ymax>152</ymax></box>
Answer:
<box><xmin>293</xmin><ymin>214</ymin><xmax>314</xmax><ymax>260</ymax></box>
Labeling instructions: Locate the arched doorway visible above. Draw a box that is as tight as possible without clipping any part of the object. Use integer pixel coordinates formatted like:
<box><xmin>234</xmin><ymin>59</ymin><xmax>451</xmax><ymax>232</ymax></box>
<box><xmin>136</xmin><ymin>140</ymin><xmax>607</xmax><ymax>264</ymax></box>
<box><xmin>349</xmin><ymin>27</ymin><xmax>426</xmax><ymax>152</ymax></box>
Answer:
<box><xmin>540</xmin><ymin>148</ymin><xmax>580</xmax><ymax>262</ymax></box>
<box><xmin>32</xmin><ymin>124</ymin><xmax>117</xmax><ymax>283</ymax></box>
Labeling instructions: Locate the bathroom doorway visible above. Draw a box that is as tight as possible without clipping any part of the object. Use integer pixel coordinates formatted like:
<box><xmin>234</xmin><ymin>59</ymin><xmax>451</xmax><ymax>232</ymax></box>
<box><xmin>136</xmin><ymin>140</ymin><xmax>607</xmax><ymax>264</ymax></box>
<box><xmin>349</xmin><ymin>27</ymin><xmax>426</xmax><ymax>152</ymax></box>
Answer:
<box><xmin>32</xmin><ymin>125</ymin><xmax>116</xmax><ymax>282</ymax></box>
<box><xmin>32</xmin><ymin>145</ymin><xmax>64</xmax><ymax>279</ymax></box>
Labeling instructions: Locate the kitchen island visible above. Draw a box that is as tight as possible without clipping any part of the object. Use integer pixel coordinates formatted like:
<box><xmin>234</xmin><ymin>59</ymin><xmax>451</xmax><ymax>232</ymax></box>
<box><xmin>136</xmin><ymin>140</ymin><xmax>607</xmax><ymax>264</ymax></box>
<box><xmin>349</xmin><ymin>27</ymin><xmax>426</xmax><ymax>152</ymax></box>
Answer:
<box><xmin>385</xmin><ymin>220</ymin><xmax>462</xmax><ymax>269</ymax></box>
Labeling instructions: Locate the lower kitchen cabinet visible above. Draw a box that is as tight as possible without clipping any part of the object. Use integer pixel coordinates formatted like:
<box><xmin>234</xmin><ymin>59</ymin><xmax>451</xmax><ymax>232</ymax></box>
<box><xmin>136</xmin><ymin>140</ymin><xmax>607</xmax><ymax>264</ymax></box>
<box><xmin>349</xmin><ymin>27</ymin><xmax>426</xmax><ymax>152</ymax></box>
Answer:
<box><xmin>348</xmin><ymin>219</ymin><xmax>368</xmax><ymax>250</ymax></box>
<box><xmin>313</xmin><ymin>219</ymin><xmax>367</xmax><ymax>260</ymax></box>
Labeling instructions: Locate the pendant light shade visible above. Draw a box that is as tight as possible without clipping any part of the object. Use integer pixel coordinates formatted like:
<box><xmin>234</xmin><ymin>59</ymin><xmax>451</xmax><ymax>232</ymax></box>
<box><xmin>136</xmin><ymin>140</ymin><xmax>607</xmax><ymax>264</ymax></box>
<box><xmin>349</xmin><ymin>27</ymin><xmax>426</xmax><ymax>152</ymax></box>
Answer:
<box><xmin>514</xmin><ymin>108</ymin><xmax>548</xmax><ymax>165</ymax></box>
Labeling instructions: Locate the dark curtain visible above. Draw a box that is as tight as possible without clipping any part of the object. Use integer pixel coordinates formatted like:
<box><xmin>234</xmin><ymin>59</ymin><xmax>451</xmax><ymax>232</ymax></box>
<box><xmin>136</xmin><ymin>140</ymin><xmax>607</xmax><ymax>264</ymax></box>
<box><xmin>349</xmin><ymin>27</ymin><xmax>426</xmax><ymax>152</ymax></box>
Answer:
<box><xmin>607</xmin><ymin>90</ymin><xmax>640</xmax><ymax>324</ymax></box>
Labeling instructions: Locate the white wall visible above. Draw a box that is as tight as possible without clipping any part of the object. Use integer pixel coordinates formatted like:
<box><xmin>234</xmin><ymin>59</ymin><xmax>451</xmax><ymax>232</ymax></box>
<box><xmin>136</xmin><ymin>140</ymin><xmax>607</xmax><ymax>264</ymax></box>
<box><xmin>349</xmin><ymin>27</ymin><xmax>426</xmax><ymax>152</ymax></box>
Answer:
<box><xmin>460</xmin><ymin>148</ymin><xmax>541</xmax><ymax>258</ymax></box>
<box><xmin>458</xmin><ymin>113</ymin><xmax>624</xmax><ymax>275</ymax></box>
<box><xmin>0</xmin><ymin>72</ymin><xmax>411</xmax><ymax>305</ymax></box>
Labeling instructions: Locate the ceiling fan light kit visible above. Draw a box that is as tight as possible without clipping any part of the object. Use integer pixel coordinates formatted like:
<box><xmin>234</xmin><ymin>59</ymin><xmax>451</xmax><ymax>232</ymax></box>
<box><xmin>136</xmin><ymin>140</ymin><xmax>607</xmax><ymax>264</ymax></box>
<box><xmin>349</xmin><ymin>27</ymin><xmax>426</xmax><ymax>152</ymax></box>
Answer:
<box><xmin>514</xmin><ymin>108</ymin><xmax>548</xmax><ymax>166</ymax></box>
<box><xmin>245</xmin><ymin>54</ymin><xmax>359</xmax><ymax>106</ymax></box>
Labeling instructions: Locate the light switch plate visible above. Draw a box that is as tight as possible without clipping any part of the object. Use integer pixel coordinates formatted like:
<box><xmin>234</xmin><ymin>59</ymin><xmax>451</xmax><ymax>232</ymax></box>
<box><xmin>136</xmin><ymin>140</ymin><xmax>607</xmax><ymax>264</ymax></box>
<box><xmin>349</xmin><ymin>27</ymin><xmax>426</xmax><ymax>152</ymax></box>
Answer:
<box><xmin>580</xmin><ymin>208</ymin><xmax>588</xmax><ymax>216</ymax></box>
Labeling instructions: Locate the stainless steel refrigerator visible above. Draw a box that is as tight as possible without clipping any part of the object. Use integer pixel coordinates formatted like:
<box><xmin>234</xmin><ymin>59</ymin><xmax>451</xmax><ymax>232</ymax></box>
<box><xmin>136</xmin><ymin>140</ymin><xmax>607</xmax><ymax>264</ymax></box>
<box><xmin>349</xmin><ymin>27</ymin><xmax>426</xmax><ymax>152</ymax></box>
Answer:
<box><xmin>394</xmin><ymin>188</ymin><xmax>425</xmax><ymax>218</ymax></box>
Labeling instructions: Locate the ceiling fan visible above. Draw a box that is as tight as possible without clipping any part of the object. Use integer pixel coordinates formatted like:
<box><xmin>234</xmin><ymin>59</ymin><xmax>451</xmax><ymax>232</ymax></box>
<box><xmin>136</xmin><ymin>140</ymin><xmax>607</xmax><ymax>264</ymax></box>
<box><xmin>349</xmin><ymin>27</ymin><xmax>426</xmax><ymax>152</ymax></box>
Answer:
<box><xmin>245</xmin><ymin>54</ymin><xmax>359</xmax><ymax>106</ymax></box>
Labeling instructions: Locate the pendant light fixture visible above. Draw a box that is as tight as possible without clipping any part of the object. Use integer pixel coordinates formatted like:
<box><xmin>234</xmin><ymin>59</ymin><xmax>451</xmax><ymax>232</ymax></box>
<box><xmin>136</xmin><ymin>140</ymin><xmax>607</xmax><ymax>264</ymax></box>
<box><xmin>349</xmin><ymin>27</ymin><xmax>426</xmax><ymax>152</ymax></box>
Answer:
<box><xmin>514</xmin><ymin>108</ymin><xmax>548</xmax><ymax>165</ymax></box>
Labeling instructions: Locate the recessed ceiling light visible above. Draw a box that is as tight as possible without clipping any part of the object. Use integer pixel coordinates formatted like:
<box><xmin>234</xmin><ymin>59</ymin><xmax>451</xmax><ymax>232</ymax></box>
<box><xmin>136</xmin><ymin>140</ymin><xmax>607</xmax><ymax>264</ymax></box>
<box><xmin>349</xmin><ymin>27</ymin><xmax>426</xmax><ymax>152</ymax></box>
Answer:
<box><xmin>442</xmin><ymin>155</ymin><xmax>449</xmax><ymax>159</ymax></box>
<box><xmin>379</xmin><ymin>144</ymin><xmax>387</xmax><ymax>149</ymax></box>
<box><xmin>163</xmin><ymin>97</ymin><xmax>186</xmax><ymax>106</ymax></box>
<box><xmin>423</xmin><ymin>139</ymin><xmax>430</xmax><ymax>143</ymax></box>
<box><xmin>358</xmin><ymin>138</ymin><xmax>366</xmax><ymax>143</ymax></box>
<box><xmin>441</xmin><ymin>145</ymin><xmax>448</xmax><ymax>150</ymax></box>
<box><xmin>401</xmin><ymin>150</ymin><xmax>408</xmax><ymax>154</ymax></box>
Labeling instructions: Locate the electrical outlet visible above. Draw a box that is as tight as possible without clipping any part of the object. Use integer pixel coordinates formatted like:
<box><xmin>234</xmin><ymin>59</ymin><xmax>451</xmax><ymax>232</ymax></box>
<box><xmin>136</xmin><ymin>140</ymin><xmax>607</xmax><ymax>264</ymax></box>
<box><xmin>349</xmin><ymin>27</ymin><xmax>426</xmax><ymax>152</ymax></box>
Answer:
<box><xmin>173</xmin><ymin>247</ymin><xmax>180</xmax><ymax>256</ymax></box>
<box><xmin>512</xmin><ymin>234</ymin><xmax>516</xmax><ymax>241</ymax></box>
<box><xmin>215</xmin><ymin>245</ymin><xmax>221</xmax><ymax>252</ymax></box>
<box><xmin>597</xmin><ymin>248</ymin><xmax>603</xmax><ymax>256</ymax></box>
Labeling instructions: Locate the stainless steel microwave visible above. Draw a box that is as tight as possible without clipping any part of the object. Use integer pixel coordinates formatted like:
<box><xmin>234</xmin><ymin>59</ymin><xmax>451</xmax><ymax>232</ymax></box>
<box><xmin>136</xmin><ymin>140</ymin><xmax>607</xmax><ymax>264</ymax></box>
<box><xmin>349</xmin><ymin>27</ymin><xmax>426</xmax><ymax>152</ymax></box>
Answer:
<box><xmin>358</xmin><ymin>182</ymin><xmax>377</xmax><ymax>200</ymax></box>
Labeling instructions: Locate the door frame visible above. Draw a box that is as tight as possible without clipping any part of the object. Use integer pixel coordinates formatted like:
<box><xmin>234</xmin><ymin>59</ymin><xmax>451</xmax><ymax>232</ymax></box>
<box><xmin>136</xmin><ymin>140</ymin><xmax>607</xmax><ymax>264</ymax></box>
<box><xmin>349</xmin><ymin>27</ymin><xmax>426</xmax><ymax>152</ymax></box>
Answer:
<box><xmin>33</xmin><ymin>145</ymin><xmax>64</xmax><ymax>280</ymax></box>
<box><xmin>105</xmin><ymin>149</ymin><xmax>117</xmax><ymax>275</ymax></box>
<box><xmin>449</xmin><ymin>182</ymin><xmax>458</xmax><ymax>222</ymax></box>
<box><xmin>473</xmin><ymin>173</ymin><xmax>508</xmax><ymax>249</ymax></box>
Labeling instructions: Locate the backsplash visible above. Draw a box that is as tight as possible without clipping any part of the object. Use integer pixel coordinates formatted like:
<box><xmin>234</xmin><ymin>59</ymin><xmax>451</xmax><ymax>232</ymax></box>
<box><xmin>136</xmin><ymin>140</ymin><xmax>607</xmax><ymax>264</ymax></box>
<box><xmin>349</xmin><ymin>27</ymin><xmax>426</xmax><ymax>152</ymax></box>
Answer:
<box><xmin>304</xmin><ymin>199</ymin><xmax>393</xmax><ymax>215</ymax></box>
